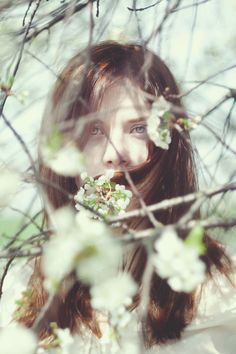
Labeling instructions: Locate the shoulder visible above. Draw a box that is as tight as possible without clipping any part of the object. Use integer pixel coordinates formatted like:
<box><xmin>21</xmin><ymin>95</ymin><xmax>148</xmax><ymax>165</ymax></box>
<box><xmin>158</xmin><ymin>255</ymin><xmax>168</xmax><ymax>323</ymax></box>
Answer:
<box><xmin>0</xmin><ymin>259</ymin><xmax>33</xmax><ymax>327</ymax></box>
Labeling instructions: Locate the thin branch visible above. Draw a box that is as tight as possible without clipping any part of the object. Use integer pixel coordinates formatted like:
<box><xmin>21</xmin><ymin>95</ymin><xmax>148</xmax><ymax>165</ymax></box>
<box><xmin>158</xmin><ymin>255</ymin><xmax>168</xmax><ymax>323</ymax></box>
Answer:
<box><xmin>122</xmin><ymin>217</ymin><xmax>236</xmax><ymax>243</ymax></box>
<box><xmin>171</xmin><ymin>0</ymin><xmax>212</xmax><ymax>13</ymax></box>
<box><xmin>145</xmin><ymin>0</ymin><xmax>181</xmax><ymax>44</ymax></box>
<box><xmin>17</xmin><ymin>0</ymin><xmax>97</xmax><ymax>43</ymax></box>
<box><xmin>107</xmin><ymin>182</ymin><xmax>236</xmax><ymax>224</ymax></box>
<box><xmin>201</xmin><ymin>94</ymin><xmax>231</xmax><ymax>120</ymax></box>
<box><xmin>0</xmin><ymin>0</ymin><xmax>42</xmax><ymax>116</ymax></box>
<box><xmin>127</xmin><ymin>0</ymin><xmax>163</xmax><ymax>12</ymax></box>
<box><xmin>183</xmin><ymin>0</ymin><xmax>199</xmax><ymax>78</ymax></box>
<box><xmin>25</xmin><ymin>49</ymin><xmax>60</xmax><ymax>79</ymax></box>
<box><xmin>1</xmin><ymin>216</ymin><xmax>236</xmax><ymax>260</ymax></box>
<box><xmin>0</xmin><ymin>257</ymin><xmax>14</xmax><ymax>299</ymax></box>
<box><xmin>31</xmin><ymin>292</ymin><xmax>54</xmax><ymax>333</ymax></box>
<box><xmin>0</xmin><ymin>248</ymin><xmax>42</xmax><ymax>259</ymax></box>
<box><xmin>22</xmin><ymin>0</ymin><xmax>34</xmax><ymax>26</ymax></box>
<box><xmin>4</xmin><ymin>209</ymin><xmax>43</xmax><ymax>250</ymax></box>
<box><xmin>1</xmin><ymin>112</ymin><xmax>37</xmax><ymax>174</ymax></box>
<box><xmin>201</xmin><ymin>121</ymin><xmax>236</xmax><ymax>156</ymax></box>
<box><xmin>96</xmin><ymin>0</ymin><xmax>100</xmax><ymax>17</ymax></box>
<box><xmin>178</xmin><ymin>64</ymin><xmax>236</xmax><ymax>98</ymax></box>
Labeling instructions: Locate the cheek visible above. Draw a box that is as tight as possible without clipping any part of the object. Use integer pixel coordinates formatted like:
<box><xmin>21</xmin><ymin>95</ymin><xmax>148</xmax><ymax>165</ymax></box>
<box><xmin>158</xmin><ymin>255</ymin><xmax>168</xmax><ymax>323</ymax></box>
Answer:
<box><xmin>82</xmin><ymin>140</ymin><xmax>105</xmax><ymax>175</ymax></box>
<box><xmin>127</xmin><ymin>139</ymin><xmax>149</xmax><ymax>164</ymax></box>
<box><xmin>83</xmin><ymin>141</ymin><xmax>103</xmax><ymax>162</ymax></box>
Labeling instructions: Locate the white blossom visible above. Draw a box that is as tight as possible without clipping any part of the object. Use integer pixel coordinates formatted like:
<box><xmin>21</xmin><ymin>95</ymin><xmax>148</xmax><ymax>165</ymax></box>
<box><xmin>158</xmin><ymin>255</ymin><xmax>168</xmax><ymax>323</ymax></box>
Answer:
<box><xmin>177</xmin><ymin>115</ymin><xmax>202</xmax><ymax>131</ymax></box>
<box><xmin>151</xmin><ymin>95</ymin><xmax>172</xmax><ymax>117</ymax></box>
<box><xmin>0</xmin><ymin>325</ymin><xmax>37</xmax><ymax>354</ymax></box>
<box><xmin>80</xmin><ymin>171</ymin><xmax>88</xmax><ymax>180</ymax></box>
<box><xmin>189</xmin><ymin>115</ymin><xmax>202</xmax><ymax>129</ymax></box>
<box><xmin>42</xmin><ymin>207</ymin><xmax>82</xmax><ymax>292</ymax></box>
<box><xmin>147</xmin><ymin>116</ymin><xmax>171</xmax><ymax>150</ymax></box>
<box><xmin>147</xmin><ymin>96</ymin><xmax>172</xmax><ymax>150</ymax></box>
<box><xmin>74</xmin><ymin>172</ymin><xmax>132</xmax><ymax>217</ymax></box>
<box><xmin>91</xmin><ymin>273</ymin><xmax>137</xmax><ymax>312</ymax></box>
<box><xmin>42</xmin><ymin>208</ymin><xmax>123</xmax><ymax>291</ymax></box>
<box><xmin>53</xmin><ymin>327</ymin><xmax>74</xmax><ymax>354</ymax></box>
<box><xmin>105</xmin><ymin>169</ymin><xmax>115</xmax><ymax>179</ymax></box>
<box><xmin>110</xmin><ymin>306</ymin><xmax>132</xmax><ymax>328</ymax></box>
<box><xmin>116</xmin><ymin>197</ymin><xmax>130</xmax><ymax>210</ymax></box>
<box><xmin>115</xmin><ymin>184</ymin><xmax>132</xmax><ymax>198</ymax></box>
<box><xmin>41</xmin><ymin>143</ymin><xmax>85</xmax><ymax>176</ymax></box>
<box><xmin>96</xmin><ymin>169</ymin><xmax>115</xmax><ymax>185</ymax></box>
<box><xmin>121</xmin><ymin>342</ymin><xmax>139</xmax><ymax>354</ymax></box>
<box><xmin>0</xmin><ymin>167</ymin><xmax>21</xmax><ymax>208</ymax></box>
<box><xmin>49</xmin><ymin>206</ymin><xmax>75</xmax><ymax>233</ymax></box>
<box><xmin>42</xmin><ymin>230</ymin><xmax>79</xmax><ymax>293</ymax></box>
<box><xmin>153</xmin><ymin>227</ymin><xmax>206</xmax><ymax>293</ymax></box>
<box><xmin>75</xmin><ymin>231</ymin><xmax>122</xmax><ymax>285</ymax></box>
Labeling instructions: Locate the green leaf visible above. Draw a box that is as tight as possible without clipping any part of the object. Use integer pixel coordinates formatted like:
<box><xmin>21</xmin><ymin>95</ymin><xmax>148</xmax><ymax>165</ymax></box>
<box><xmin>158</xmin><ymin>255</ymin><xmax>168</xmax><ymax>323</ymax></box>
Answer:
<box><xmin>47</xmin><ymin>127</ymin><xmax>62</xmax><ymax>152</ymax></box>
<box><xmin>15</xmin><ymin>299</ymin><xmax>24</xmax><ymax>306</ymax></box>
<box><xmin>185</xmin><ymin>225</ymin><xmax>206</xmax><ymax>255</ymax></box>
<box><xmin>162</xmin><ymin>111</ymin><xmax>170</xmax><ymax>120</ymax></box>
<box><xmin>6</xmin><ymin>75</ymin><xmax>15</xmax><ymax>89</ymax></box>
<box><xmin>179</xmin><ymin>117</ymin><xmax>191</xmax><ymax>129</ymax></box>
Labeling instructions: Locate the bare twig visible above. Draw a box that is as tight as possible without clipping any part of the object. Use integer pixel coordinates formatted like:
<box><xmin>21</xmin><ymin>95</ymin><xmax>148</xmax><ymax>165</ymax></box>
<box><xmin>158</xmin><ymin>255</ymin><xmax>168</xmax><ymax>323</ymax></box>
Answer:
<box><xmin>127</xmin><ymin>0</ymin><xmax>163</xmax><ymax>12</ymax></box>
<box><xmin>171</xmin><ymin>0</ymin><xmax>212</xmax><ymax>13</ymax></box>
<box><xmin>4</xmin><ymin>209</ymin><xmax>43</xmax><ymax>250</ymax></box>
<box><xmin>0</xmin><ymin>0</ymin><xmax>42</xmax><ymax>116</ymax></box>
<box><xmin>121</xmin><ymin>217</ymin><xmax>236</xmax><ymax>243</ymax></box>
<box><xmin>17</xmin><ymin>0</ymin><xmax>97</xmax><ymax>43</ymax></box>
<box><xmin>107</xmin><ymin>183</ymin><xmax>236</xmax><ymax>224</ymax></box>
<box><xmin>1</xmin><ymin>113</ymin><xmax>37</xmax><ymax>173</ymax></box>
<box><xmin>0</xmin><ymin>257</ymin><xmax>14</xmax><ymax>299</ymax></box>
<box><xmin>145</xmin><ymin>0</ymin><xmax>181</xmax><ymax>44</ymax></box>
<box><xmin>178</xmin><ymin>64</ymin><xmax>236</xmax><ymax>98</ymax></box>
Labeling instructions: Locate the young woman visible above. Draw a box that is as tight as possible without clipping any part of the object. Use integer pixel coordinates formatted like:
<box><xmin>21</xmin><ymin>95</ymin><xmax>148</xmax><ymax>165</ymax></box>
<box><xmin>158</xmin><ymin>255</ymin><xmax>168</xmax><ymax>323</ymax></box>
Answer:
<box><xmin>8</xmin><ymin>41</ymin><xmax>236</xmax><ymax>353</ymax></box>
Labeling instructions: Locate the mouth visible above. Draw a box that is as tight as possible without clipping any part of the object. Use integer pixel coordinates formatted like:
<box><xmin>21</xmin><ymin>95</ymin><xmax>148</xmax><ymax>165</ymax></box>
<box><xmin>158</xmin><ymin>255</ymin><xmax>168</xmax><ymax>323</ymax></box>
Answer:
<box><xmin>92</xmin><ymin>171</ymin><xmax>127</xmax><ymax>185</ymax></box>
<box><xmin>91</xmin><ymin>158</ymin><xmax>154</xmax><ymax>187</ymax></box>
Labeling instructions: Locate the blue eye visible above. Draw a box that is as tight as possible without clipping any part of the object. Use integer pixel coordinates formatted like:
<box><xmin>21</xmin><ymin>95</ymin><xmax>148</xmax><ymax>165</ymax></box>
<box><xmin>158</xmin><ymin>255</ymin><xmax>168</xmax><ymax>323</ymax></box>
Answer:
<box><xmin>90</xmin><ymin>126</ymin><xmax>104</xmax><ymax>135</ymax></box>
<box><xmin>130</xmin><ymin>125</ymin><xmax>147</xmax><ymax>134</ymax></box>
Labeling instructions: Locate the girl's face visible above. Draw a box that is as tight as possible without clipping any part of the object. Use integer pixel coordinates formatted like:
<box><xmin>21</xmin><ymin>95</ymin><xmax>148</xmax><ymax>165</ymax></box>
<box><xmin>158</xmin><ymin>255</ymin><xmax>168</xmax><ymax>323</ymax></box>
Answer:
<box><xmin>76</xmin><ymin>82</ymin><xmax>151</xmax><ymax>184</ymax></box>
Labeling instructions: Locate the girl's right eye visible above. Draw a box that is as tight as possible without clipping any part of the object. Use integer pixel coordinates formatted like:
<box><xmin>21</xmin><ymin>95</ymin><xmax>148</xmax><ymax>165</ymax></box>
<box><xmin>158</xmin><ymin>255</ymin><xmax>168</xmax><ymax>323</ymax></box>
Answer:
<box><xmin>90</xmin><ymin>126</ymin><xmax>104</xmax><ymax>135</ymax></box>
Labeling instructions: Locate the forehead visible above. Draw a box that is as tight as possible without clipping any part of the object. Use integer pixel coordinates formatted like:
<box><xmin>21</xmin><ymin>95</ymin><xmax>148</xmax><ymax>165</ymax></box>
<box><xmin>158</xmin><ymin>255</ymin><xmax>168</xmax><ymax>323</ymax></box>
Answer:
<box><xmin>97</xmin><ymin>81</ymin><xmax>150</xmax><ymax>122</ymax></box>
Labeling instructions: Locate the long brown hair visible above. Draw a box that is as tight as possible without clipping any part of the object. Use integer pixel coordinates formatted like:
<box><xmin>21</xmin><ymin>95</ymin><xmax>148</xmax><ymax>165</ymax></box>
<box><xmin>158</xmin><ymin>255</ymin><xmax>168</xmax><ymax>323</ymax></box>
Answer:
<box><xmin>17</xmin><ymin>41</ymin><xmax>232</xmax><ymax>348</ymax></box>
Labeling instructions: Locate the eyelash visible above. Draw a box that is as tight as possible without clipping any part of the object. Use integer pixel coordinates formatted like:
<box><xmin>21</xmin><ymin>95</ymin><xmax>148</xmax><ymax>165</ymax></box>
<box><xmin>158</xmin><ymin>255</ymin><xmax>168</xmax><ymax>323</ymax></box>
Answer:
<box><xmin>90</xmin><ymin>126</ymin><xmax>104</xmax><ymax>135</ymax></box>
<box><xmin>90</xmin><ymin>124</ymin><xmax>147</xmax><ymax>136</ymax></box>
<box><xmin>130</xmin><ymin>124</ymin><xmax>147</xmax><ymax>134</ymax></box>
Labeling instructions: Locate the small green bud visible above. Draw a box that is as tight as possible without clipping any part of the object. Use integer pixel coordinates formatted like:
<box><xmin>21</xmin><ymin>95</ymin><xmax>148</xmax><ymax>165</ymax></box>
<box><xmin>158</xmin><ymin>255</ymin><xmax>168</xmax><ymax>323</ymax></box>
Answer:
<box><xmin>185</xmin><ymin>225</ymin><xmax>206</xmax><ymax>255</ymax></box>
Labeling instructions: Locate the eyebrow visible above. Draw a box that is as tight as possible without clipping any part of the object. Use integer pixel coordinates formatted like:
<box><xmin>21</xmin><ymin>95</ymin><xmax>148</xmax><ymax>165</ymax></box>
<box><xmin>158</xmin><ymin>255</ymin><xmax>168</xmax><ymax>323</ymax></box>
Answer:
<box><xmin>92</xmin><ymin>117</ymin><xmax>147</xmax><ymax>125</ymax></box>
<box><xmin>126</xmin><ymin>117</ymin><xmax>147</xmax><ymax>124</ymax></box>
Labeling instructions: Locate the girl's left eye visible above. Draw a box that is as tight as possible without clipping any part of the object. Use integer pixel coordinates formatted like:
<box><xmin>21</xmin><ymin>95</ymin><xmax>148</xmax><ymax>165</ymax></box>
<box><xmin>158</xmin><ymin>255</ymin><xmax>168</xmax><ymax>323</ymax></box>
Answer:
<box><xmin>130</xmin><ymin>125</ymin><xmax>147</xmax><ymax>134</ymax></box>
<box><xmin>90</xmin><ymin>126</ymin><xmax>104</xmax><ymax>135</ymax></box>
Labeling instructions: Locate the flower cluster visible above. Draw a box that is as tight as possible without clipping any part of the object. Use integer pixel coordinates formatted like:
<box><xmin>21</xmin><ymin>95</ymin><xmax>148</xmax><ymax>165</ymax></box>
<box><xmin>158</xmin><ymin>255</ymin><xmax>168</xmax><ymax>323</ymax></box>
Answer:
<box><xmin>38</xmin><ymin>324</ymin><xmax>74</xmax><ymax>354</ymax></box>
<box><xmin>91</xmin><ymin>273</ymin><xmax>137</xmax><ymax>329</ymax></box>
<box><xmin>74</xmin><ymin>170</ymin><xmax>132</xmax><ymax>218</ymax></box>
<box><xmin>147</xmin><ymin>96</ymin><xmax>172</xmax><ymax>150</ymax></box>
<box><xmin>41</xmin><ymin>167</ymin><xmax>137</xmax><ymax>333</ymax></box>
<box><xmin>42</xmin><ymin>207</ymin><xmax>122</xmax><ymax>293</ymax></box>
<box><xmin>152</xmin><ymin>227</ymin><xmax>206</xmax><ymax>293</ymax></box>
<box><xmin>177</xmin><ymin>116</ymin><xmax>202</xmax><ymax>130</ymax></box>
<box><xmin>147</xmin><ymin>96</ymin><xmax>202</xmax><ymax>150</ymax></box>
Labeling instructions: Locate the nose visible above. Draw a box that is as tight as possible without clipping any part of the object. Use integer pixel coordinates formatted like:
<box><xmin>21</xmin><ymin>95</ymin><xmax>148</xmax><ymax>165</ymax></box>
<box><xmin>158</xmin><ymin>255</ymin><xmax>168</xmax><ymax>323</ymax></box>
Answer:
<box><xmin>103</xmin><ymin>136</ymin><xmax>130</xmax><ymax>169</ymax></box>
